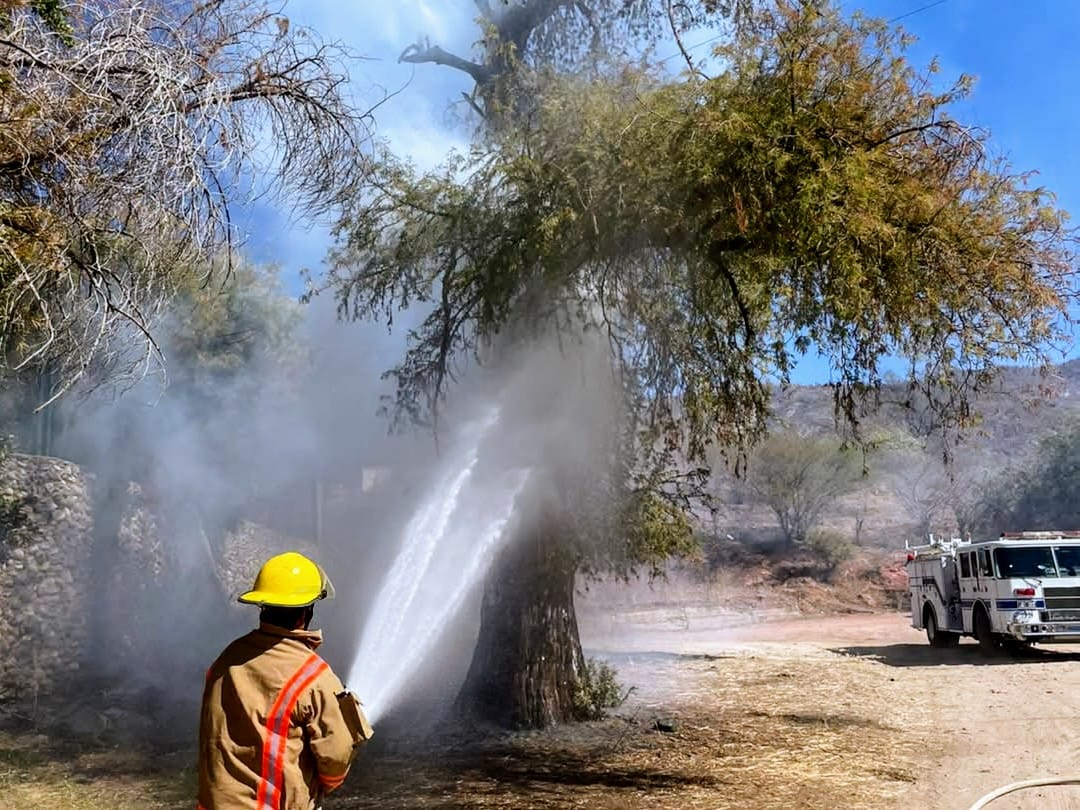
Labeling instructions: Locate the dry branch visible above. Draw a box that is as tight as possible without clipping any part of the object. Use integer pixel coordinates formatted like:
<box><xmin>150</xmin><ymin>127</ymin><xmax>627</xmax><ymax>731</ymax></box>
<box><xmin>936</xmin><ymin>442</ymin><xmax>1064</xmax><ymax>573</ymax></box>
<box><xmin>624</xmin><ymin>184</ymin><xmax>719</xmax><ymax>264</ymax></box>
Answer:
<box><xmin>0</xmin><ymin>0</ymin><xmax>372</xmax><ymax>402</ymax></box>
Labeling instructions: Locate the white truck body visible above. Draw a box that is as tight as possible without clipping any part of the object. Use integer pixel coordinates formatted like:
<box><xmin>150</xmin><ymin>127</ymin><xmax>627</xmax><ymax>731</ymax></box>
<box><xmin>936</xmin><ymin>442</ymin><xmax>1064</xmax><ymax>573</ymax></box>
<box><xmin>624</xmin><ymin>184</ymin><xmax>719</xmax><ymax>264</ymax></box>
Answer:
<box><xmin>906</xmin><ymin>531</ymin><xmax>1080</xmax><ymax>650</ymax></box>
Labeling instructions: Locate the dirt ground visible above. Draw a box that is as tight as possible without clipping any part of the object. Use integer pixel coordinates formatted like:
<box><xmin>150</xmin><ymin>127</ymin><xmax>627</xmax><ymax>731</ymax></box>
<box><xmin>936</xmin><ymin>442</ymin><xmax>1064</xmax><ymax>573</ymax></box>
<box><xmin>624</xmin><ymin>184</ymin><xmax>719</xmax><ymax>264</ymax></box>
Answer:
<box><xmin>577</xmin><ymin>608</ymin><xmax>1080</xmax><ymax>810</ymax></box>
<box><xmin>4</xmin><ymin>609</ymin><xmax>1080</xmax><ymax>809</ymax></box>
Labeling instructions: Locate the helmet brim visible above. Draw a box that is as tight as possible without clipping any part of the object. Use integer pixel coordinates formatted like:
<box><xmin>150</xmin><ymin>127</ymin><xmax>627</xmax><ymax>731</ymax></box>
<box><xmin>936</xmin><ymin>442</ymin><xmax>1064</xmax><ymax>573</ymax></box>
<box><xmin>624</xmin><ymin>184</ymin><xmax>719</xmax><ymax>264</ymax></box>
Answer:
<box><xmin>237</xmin><ymin>587</ymin><xmax>329</xmax><ymax>608</ymax></box>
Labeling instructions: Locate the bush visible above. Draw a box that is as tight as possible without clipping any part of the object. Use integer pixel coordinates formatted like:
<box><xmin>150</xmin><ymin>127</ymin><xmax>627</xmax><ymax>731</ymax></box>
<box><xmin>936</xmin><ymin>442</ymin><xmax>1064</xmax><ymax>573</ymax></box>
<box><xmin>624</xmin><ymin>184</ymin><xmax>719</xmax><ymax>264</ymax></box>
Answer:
<box><xmin>573</xmin><ymin>658</ymin><xmax>626</xmax><ymax>721</ymax></box>
<box><xmin>807</xmin><ymin>530</ymin><xmax>856</xmax><ymax>572</ymax></box>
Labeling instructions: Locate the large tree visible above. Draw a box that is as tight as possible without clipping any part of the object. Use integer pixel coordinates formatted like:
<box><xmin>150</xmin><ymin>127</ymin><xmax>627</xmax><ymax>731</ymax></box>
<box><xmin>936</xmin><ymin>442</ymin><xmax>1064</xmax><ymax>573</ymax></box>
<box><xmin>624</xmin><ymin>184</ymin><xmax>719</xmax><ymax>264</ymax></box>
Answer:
<box><xmin>0</xmin><ymin>0</ymin><xmax>369</xmax><ymax>403</ymax></box>
<box><xmin>321</xmin><ymin>0</ymin><xmax>1076</xmax><ymax>727</ymax></box>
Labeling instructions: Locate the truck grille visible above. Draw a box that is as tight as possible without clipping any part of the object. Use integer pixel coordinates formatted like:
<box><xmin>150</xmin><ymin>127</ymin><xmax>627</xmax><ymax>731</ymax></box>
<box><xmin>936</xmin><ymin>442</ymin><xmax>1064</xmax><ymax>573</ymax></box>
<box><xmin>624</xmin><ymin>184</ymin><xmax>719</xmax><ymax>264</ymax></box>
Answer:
<box><xmin>1043</xmin><ymin>587</ymin><xmax>1080</xmax><ymax>622</ymax></box>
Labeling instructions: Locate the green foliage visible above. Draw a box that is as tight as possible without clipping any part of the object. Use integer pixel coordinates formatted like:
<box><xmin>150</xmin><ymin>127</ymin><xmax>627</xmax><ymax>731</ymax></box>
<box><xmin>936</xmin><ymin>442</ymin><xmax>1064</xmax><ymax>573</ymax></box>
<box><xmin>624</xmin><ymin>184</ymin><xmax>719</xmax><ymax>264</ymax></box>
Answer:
<box><xmin>806</xmin><ymin>529</ymin><xmax>855</xmax><ymax>572</ymax></box>
<box><xmin>166</xmin><ymin>258</ymin><xmax>304</xmax><ymax>398</ymax></box>
<box><xmin>615</xmin><ymin>489</ymin><xmax>699</xmax><ymax>577</ymax></box>
<box><xmin>327</xmin><ymin>0</ymin><xmax>1073</xmax><ymax>457</ymax></box>
<box><xmin>975</xmin><ymin>420</ymin><xmax>1080</xmax><ymax>534</ymax></box>
<box><xmin>29</xmin><ymin>0</ymin><xmax>72</xmax><ymax>43</ymax></box>
<box><xmin>573</xmin><ymin>658</ymin><xmax>626</xmax><ymax>721</ymax></box>
<box><xmin>746</xmin><ymin>433</ymin><xmax>861</xmax><ymax>546</ymax></box>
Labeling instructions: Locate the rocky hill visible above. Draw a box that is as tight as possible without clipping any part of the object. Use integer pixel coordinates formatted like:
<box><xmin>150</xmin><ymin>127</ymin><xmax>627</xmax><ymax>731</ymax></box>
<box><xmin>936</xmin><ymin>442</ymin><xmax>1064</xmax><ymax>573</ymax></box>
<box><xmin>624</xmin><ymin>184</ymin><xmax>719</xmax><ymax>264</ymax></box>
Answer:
<box><xmin>708</xmin><ymin>359</ymin><xmax>1080</xmax><ymax>548</ymax></box>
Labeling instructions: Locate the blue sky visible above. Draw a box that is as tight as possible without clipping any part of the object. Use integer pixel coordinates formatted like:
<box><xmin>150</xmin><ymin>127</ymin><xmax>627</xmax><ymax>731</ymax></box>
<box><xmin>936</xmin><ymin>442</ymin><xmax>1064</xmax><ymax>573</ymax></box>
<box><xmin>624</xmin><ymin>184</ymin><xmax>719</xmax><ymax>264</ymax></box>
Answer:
<box><xmin>242</xmin><ymin>0</ymin><xmax>1080</xmax><ymax>385</ymax></box>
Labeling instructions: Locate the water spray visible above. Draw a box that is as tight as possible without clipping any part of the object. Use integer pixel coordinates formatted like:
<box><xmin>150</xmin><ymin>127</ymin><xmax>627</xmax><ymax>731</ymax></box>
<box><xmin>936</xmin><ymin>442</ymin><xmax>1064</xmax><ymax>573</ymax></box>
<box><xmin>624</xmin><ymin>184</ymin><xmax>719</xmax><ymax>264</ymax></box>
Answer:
<box><xmin>346</xmin><ymin>406</ymin><xmax>530</xmax><ymax>723</ymax></box>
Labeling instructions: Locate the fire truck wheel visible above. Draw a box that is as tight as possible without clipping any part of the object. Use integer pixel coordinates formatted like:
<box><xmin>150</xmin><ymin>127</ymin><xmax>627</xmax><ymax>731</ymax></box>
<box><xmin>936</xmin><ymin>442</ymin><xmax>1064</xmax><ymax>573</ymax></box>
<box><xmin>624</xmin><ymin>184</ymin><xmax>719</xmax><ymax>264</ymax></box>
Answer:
<box><xmin>973</xmin><ymin>607</ymin><xmax>1000</xmax><ymax>655</ymax></box>
<box><xmin>925</xmin><ymin>608</ymin><xmax>959</xmax><ymax>648</ymax></box>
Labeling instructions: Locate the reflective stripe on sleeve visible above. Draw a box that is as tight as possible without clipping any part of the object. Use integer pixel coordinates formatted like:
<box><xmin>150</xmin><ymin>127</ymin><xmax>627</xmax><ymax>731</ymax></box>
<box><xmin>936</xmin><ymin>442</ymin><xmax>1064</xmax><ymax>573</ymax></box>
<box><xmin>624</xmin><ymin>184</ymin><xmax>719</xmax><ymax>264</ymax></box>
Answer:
<box><xmin>318</xmin><ymin>770</ymin><xmax>348</xmax><ymax>790</ymax></box>
<box><xmin>254</xmin><ymin>653</ymin><xmax>328</xmax><ymax>810</ymax></box>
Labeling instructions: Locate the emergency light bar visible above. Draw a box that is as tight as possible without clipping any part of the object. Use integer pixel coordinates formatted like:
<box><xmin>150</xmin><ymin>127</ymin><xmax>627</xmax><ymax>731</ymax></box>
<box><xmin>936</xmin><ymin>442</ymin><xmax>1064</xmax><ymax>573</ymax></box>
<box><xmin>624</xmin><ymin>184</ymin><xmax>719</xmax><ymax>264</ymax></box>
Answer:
<box><xmin>1000</xmin><ymin>531</ymin><xmax>1080</xmax><ymax>540</ymax></box>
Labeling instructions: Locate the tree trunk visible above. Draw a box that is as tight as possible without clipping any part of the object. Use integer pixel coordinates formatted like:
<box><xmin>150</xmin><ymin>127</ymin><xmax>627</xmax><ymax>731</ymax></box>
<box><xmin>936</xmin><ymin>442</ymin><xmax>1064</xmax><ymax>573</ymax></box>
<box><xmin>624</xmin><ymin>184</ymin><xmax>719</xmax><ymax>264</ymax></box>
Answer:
<box><xmin>457</xmin><ymin>519</ymin><xmax>585</xmax><ymax>728</ymax></box>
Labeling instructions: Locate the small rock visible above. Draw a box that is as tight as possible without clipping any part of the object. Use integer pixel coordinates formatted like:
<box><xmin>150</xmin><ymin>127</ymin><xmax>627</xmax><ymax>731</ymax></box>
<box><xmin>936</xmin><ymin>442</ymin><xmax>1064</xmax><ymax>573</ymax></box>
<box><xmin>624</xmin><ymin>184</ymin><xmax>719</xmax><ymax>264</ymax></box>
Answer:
<box><xmin>653</xmin><ymin>718</ymin><xmax>678</xmax><ymax>733</ymax></box>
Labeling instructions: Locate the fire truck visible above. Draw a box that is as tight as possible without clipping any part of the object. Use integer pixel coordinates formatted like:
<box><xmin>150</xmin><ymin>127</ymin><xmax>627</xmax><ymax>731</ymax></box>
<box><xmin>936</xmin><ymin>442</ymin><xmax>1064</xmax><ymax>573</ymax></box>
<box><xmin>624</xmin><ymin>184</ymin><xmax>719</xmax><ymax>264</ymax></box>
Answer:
<box><xmin>906</xmin><ymin>531</ymin><xmax>1080</xmax><ymax>652</ymax></box>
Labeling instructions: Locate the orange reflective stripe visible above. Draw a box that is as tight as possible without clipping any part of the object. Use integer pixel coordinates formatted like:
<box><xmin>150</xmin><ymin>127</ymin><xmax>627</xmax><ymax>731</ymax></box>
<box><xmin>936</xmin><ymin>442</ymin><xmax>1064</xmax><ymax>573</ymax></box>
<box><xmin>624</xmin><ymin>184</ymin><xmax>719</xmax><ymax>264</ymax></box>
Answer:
<box><xmin>319</xmin><ymin>770</ymin><xmax>348</xmax><ymax>789</ymax></box>
<box><xmin>255</xmin><ymin>654</ymin><xmax>328</xmax><ymax>810</ymax></box>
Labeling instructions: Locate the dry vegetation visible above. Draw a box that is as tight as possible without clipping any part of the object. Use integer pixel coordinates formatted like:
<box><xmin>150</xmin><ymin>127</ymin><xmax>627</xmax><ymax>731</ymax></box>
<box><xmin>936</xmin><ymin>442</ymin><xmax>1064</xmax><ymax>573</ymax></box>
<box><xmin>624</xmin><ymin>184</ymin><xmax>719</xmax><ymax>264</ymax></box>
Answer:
<box><xmin>0</xmin><ymin>731</ymin><xmax>194</xmax><ymax>810</ymax></box>
<box><xmin>0</xmin><ymin>552</ymin><xmax>921</xmax><ymax>809</ymax></box>
<box><xmin>0</xmin><ymin>638</ymin><xmax>927</xmax><ymax>810</ymax></box>
<box><xmin>334</xmin><ymin>649</ymin><xmax>924</xmax><ymax>810</ymax></box>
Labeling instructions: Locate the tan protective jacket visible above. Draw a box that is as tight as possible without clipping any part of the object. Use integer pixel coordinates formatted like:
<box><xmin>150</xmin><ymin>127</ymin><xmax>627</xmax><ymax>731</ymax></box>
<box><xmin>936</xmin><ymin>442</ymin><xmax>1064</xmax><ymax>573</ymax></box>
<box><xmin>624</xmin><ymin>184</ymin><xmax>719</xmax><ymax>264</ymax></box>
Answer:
<box><xmin>197</xmin><ymin>623</ymin><xmax>358</xmax><ymax>810</ymax></box>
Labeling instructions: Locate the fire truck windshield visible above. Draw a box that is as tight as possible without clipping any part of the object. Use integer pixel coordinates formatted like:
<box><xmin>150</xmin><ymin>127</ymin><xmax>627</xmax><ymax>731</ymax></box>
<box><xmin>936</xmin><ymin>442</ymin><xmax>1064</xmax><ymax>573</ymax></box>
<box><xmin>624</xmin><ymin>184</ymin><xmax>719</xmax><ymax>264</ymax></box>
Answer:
<box><xmin>1053</xmin><ymin>546</ymin><xmax>1080</xmax><ymax>576</ymax></box>
<box><xmin>993</xmin><ymin>546</ymin><xmax>1059</xmax><ymax>578</ymax></box>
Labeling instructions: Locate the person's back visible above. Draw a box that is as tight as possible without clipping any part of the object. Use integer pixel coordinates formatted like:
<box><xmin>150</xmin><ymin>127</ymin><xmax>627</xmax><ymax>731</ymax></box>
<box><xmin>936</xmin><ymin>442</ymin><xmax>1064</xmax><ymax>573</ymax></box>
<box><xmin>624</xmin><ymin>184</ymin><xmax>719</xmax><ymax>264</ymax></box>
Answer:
<box><xmin>197</xmin><ymin>552</ymin><xmax>371</xmax><ymax>810</ymax></box>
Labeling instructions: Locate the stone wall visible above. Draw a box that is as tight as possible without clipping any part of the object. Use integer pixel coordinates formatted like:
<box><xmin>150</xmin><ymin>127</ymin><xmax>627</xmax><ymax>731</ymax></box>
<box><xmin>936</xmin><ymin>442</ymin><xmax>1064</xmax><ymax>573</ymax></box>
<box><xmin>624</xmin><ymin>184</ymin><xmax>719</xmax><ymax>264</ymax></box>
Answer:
<box><xmin>100</xmin><ymin>481</ymin><xmax>171</xmax><ymax>673</ymax></box>
<box><xmin>0</xmin><ymin>453</ymin><xmax>319</xmax><ymax>699</ymax></box>
<box><xmin>0</xmin><ymin>453</ymin><xmax>94</xmax><ymax>698</ymax></box>
<box><xmin>219</xmin><ymin>519</ymin><xmax>318</xmax><ymax>600</ymax></box>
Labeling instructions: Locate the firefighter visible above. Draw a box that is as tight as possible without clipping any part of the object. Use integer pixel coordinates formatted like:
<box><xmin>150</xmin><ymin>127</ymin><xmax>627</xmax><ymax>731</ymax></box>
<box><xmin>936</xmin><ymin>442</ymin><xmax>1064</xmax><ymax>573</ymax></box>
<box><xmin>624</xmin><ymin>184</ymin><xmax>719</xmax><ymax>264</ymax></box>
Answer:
<box><xmin>197</xmin><ymin>551</ymin><xmax>372</xmax><ymax>810</ymax></box>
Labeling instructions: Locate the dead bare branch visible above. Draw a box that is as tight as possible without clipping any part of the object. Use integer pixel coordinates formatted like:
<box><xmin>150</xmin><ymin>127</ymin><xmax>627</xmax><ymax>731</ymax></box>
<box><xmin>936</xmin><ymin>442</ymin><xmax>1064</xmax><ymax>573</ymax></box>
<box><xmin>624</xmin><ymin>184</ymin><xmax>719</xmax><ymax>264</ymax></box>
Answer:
<box><xmin>399</xmin><ymin>38</ymin><xmax>494</xmax><ymax>85</ymax></box>
<box><xmin>0</xmin><ymin>0</ymin><xmax>372</xmax><ymax>401</ymax></box>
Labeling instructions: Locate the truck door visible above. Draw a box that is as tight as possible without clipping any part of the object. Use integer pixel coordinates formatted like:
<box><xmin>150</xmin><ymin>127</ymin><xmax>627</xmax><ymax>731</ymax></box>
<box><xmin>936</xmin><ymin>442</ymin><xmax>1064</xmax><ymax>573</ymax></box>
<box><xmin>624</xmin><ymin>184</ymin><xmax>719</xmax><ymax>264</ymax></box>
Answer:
<box><xmin>959</xmin><ymin>551</ymin><xmax>974</xmax><ymax>631</ymax></box>
<box><xmin>976</xmin><ymin>548</ymin><xmax>996</xmax><ymax>630</ymax></box>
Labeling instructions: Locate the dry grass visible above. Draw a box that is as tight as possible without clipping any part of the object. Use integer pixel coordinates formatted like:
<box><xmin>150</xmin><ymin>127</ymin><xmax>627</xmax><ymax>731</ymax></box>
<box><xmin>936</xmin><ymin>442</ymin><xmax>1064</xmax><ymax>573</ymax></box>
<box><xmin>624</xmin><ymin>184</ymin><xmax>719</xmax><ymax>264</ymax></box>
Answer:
<box><xmin>0</xmin><ymin>731</ymin><xmax>195</xmax><ymax>810</ymax></box>
<box><xmin>332</xmin><ymin>649</ymin><xmax>925</xmax><ymax>810</ymax></box>
<box><xmin>0</xmin><ymin>645</ymin><xmax>926</xmax><ymax>810</ymax></box>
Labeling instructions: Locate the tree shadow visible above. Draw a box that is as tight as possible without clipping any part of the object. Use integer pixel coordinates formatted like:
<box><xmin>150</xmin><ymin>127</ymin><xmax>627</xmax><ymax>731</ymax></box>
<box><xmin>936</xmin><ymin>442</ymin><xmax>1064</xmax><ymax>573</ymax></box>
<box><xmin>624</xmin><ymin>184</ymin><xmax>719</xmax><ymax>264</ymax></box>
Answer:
<box><xmin>0</xmin><ymin>724</ymin><xmax>195</xmax><ymax>795</ymax></box>
<box><xmin>831</xmin><ymin>642</ymin><xmax>1080</xmax><ymax>667</ymax></box>
<box><xmin>470</xmin><ymin>745</ymin><xmax>725</xmax><ymax>790</ymax></box>
<box><xmin>341</xmin><ymin>742</ymin><xmax>724</xmax><ymax>809</ymax></box>
<box><xmin>592</xmin><ymin>650</ymin><xmax>738</xmax><ymax>664</ymax></box>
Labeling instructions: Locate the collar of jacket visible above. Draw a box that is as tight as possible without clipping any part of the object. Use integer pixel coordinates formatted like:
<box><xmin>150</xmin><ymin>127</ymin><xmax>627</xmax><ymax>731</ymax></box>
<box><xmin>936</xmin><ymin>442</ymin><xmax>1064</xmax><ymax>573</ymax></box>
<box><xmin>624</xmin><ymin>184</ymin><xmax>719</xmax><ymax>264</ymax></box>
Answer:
<box><xmin>257</xmin><ymin>622</ymin><xmax>324</xmax><ymax>650</ymax></box>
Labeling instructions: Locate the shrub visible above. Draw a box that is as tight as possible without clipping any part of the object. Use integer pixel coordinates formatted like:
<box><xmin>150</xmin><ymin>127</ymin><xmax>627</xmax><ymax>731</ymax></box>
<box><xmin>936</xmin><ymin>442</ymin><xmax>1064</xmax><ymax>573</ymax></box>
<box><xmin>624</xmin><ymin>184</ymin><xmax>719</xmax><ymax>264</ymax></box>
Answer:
<box><xmin>573</xmin><ymin>658</ymin><xmax>626</xmax><ymax>721</ymax></box>
<box><xmin>807</xmin><ymin>530</ymin><xmax>856</xmax><ymax>572</ymax></box>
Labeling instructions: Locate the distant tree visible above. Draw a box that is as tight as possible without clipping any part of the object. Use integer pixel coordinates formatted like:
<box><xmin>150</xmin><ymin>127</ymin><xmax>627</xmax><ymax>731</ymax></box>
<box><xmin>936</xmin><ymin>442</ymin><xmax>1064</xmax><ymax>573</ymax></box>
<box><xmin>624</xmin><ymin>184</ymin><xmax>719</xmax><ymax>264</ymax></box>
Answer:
<box><xmin>165</xmin><ymin>258</ymin><xmax>305</xmax><ymax>413</ymax></box>
<box><xmin>0</xmin><ymin>0</ymin><xmax>369</xmax><ymax>402</ymax></box>
<box><xmin>745</xmin><ymin>433</ymin><xmax>861</xmax><ymax>547</ymax></box>
<box><xmin>896</xmin><ymin>459</ymin><xmax>952</xmax><ymax>541</ymax></box>
<box><xmin>976</xmin><ymin>422</ymin><xmax>1080</xmax><ymax>533</ymax></box>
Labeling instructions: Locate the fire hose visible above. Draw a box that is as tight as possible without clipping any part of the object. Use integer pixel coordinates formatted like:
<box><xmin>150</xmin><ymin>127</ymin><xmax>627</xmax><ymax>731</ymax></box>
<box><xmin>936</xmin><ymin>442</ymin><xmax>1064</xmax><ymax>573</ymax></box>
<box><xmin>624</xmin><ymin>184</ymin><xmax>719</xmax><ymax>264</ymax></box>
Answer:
<box><xmin>968</xmin><ymin>776</ymin><xmax>1080</xmax><ymax>809</ymax></box>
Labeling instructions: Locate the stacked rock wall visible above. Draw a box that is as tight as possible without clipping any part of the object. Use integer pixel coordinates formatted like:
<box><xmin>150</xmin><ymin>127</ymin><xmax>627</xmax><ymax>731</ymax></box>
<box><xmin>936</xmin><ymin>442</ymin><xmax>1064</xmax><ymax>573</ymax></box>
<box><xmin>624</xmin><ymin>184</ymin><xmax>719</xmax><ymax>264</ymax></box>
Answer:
<box><xmin>99</xmin><ymin>481</ymin><xmax>171</xmax><ymax>672</ymax></box>
<box><xmin>0</xmin><ymin>453</ymin><xmax>94</xmax><ymax>698</ymax></box>
<box><xmin>0</xmin><ymin>452</ymin><xmax>320</xmax><ymax>700</ymax></box>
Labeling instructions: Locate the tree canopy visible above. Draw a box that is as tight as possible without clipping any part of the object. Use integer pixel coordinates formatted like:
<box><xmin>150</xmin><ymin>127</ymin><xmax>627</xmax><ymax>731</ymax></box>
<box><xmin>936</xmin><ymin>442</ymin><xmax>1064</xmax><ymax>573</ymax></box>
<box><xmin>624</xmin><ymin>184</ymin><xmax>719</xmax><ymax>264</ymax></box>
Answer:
<box><xmin>0</xmin><ymin>0</ymin><xmax>370</xmax><ymax>403</ymax></box>
<box><xmin>745</xmin><ymin>432</ymin><xmax>860</xmax><ymax>547</ymax></box>
<box><xmin>325</xmin><ymin>0</ymin><xmax>1076</xmax><ymax>484</ymax></box>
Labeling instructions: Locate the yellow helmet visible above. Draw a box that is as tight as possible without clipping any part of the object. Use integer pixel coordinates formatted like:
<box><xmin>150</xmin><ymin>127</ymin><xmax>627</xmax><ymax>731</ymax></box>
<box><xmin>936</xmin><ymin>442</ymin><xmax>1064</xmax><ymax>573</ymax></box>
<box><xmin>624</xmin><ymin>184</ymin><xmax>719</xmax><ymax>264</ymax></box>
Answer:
<box><xmin>238</xmin><ymin>551</ymin><xmax>335</xmax><ymax>608</ymax></box>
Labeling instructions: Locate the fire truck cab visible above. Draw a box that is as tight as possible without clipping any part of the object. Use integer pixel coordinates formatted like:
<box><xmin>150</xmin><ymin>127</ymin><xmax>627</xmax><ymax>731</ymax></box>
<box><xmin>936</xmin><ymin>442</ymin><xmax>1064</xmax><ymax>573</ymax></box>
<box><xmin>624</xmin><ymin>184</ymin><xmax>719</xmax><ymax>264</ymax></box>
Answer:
<box><xmin>906</xmin><ymin>531</ymin><xmax>1080</xmax><ymax>652</ymax></box>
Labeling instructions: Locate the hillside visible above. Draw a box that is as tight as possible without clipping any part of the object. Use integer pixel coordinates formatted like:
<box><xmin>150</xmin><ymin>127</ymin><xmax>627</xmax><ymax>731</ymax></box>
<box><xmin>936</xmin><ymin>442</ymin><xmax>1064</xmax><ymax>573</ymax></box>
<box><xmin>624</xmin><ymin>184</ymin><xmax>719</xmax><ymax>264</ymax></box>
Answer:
<box><xmin>708</xmin><ymin>359</ymin><xmax>1080</xmax><ymax>548</ymax></box>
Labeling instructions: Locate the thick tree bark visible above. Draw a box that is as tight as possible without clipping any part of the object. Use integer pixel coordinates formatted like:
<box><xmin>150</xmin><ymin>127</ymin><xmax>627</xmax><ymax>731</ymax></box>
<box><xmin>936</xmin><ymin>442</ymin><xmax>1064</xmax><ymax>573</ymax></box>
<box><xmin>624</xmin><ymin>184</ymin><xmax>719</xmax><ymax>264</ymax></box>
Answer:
<box><xmin>457</xmin><ymin>518</ymin><xmax>585</xmax><ymax>728</ymax></box>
